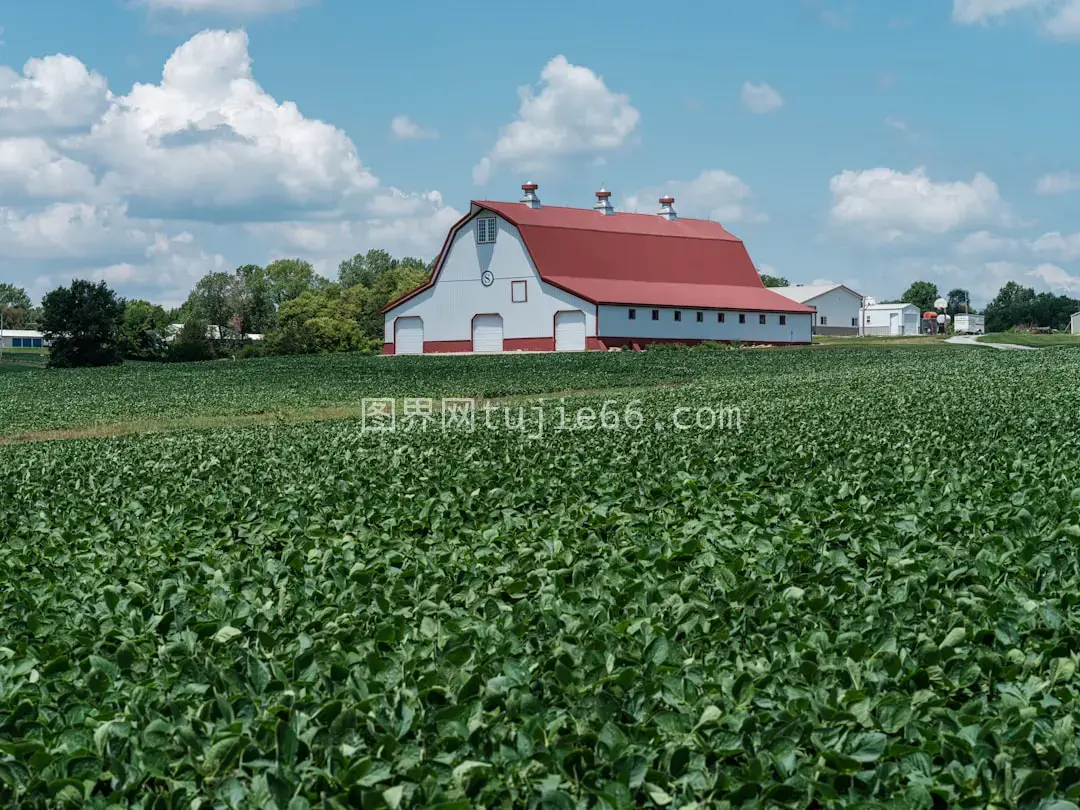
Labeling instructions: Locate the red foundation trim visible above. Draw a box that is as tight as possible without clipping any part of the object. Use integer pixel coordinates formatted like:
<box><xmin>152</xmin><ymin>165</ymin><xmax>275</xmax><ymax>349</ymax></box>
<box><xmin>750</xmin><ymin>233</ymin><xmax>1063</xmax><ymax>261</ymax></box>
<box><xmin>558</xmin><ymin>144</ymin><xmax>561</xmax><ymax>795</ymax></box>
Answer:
<box><xmin>424</xmin><ymin>340</ymin><xmax>472</xmax><ymax>353</ymax></box>
<box><xmin>418</xmin><ymin>337</ymin><xmax>557</xmax><ymax>353</ymax></box>
<box><xmin>382</xmin><ymin>334</ymin><xmax>810</xmax><ymax>354</ymax></box>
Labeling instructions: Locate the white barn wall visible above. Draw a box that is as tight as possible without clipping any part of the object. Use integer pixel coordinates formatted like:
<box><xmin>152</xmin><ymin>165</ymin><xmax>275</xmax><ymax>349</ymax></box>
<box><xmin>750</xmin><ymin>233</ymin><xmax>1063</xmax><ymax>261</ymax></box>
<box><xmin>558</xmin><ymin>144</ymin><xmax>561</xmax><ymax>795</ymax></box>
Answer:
<box><xmin>384</xmin><ymin>213</ymin><xmax>596</xmax><ymax>344</ymax></box>
<box><xmin>598</xmin><ymin>306</ymin><xmax>811</xmax><ymax>343</ymax></box>
<box><xmin>806</xmin><ymin>288</ymin><xmax>861</xmax><ymax>332</ymax></box>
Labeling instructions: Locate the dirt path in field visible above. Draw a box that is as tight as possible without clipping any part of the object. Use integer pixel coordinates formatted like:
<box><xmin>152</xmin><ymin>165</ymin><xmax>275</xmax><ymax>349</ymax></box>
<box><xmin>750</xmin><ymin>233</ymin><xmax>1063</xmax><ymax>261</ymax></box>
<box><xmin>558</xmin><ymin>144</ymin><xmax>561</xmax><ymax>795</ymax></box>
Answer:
<box><xmin>945</xmin><ymin>335</ymin><xmax>1040</xmax><ymax>351</ymax></box>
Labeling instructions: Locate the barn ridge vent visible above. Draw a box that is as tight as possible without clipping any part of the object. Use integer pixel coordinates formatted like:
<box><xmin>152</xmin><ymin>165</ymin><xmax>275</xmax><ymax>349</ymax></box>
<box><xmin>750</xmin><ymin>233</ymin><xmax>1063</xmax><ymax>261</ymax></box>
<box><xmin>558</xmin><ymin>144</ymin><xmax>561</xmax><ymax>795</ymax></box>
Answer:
<box><xmin>520</xmin><ymin>181</ymin><xmax>541</xmax><ymax>209</ymax></box>
<box><xmin>594</xmin><ymin>186</ymin><xmax>614</xmax><ymax>216</ymax></box>
<box><xmin>658</xmin><ymin>195</ymin><xmax>677</xmax><ymax>221</ymax></box>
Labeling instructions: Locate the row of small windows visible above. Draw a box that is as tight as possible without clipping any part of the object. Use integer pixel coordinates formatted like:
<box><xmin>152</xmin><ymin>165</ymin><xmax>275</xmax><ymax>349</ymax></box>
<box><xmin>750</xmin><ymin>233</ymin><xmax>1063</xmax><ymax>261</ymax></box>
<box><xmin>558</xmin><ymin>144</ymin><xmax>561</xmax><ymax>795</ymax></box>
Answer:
<box><xmin>8</xmin><ymin>338</ymin><xmax>43</xmax><ymax>348</ymax></box>
<box><xmin>628</xmin><ymin>308</ymin><xmax>786</xmax><ymax>326</ymax></box>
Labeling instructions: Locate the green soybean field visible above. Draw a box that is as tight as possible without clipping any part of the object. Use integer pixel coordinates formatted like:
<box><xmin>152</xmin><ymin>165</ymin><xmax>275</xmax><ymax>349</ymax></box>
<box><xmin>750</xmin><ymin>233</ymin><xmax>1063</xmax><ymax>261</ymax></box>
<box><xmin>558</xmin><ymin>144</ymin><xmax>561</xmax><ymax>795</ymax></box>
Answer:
<box><xmin>4</xmin><ymin>348</ymin><xmax>1080</xmax><ymax>809</ymax></box>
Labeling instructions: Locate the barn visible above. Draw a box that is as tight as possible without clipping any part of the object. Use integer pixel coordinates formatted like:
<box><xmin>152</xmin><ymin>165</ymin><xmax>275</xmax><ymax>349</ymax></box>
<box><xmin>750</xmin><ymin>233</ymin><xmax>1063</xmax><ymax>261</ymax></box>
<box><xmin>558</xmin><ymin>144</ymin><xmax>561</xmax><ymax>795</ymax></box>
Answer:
<box><xmin>381</xmin><ymin>183</ymin><xmax>814</xmax><ymax>354</ymax></box>
<box><xmin>771</xmin><ymin>284</ymin><xmax>864</xmax><ymax>336</ymax></box>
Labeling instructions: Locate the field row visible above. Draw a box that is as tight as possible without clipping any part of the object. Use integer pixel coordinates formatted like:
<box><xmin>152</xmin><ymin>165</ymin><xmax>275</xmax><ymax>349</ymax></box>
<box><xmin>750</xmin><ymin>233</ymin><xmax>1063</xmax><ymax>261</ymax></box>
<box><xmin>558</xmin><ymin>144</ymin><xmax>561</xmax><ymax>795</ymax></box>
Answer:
<box><xmin>0</xmin><ymin>344</ymin><xmax>1041</xmax><ymax>437</ymax></box>
<box><xmin>4</xmin><ymin>349</ymin><xmax>1080</xmax><ymax>806</ymax></box>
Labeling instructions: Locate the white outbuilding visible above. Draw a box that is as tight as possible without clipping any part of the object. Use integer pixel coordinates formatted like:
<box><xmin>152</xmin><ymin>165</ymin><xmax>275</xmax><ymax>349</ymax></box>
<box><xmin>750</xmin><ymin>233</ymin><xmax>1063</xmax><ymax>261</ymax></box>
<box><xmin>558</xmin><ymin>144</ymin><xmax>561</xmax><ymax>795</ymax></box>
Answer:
<box><xmin>381</xmin><ymin>182</ymin><xmax>815</xmax><ymax>353</ymax></box>
<box><xmin>1071</xmin><ymin>312</ymin><xmax>1080</xmax><ymax>334</ymax></box>
<box><xmin>771</xmin><ymin>284</ymin><xmax>864</xmax><ymax>335</ymax></box>
<box><xmin>0</xmin><ymin>329</ymin><xmax>46</xmax><ymax>349</ymax></box>
<box><xmin>861</xmin><ymin>303</ymin><xmax>921</xmax><ymax>336</ymax></box>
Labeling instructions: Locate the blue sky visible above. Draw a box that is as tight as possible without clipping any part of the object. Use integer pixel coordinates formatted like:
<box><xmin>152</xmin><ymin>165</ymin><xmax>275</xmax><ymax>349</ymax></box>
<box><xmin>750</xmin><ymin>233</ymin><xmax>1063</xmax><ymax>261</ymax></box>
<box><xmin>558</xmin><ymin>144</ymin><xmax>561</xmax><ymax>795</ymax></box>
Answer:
<box><xmin>2</xmin><ymin>0</ymin><xmax>1079</xmax><ymax>308</ymax></box>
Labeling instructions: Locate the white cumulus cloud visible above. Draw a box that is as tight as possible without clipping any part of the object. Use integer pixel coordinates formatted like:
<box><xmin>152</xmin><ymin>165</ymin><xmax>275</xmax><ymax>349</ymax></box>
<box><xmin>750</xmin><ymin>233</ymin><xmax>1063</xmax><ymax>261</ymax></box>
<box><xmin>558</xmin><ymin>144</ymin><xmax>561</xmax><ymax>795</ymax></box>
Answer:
<box><xmin>0</xmin><ymin>138</ymin><xmax>100</xmax><ymax>200</ymax></box>
<box><xmin>67</xmin><ymin>29</ymin><xmax>379</xmax><ymax>221</ymax></box>
<box><xmin>624</xmin><ymin>170</ymin><xmax>765</xmax><ymax>224</ymax></box>
<box><xmin>1029</xmin><ymin>231</ymin><xmax>1080</xmax><ymax>261</ymax></box>
<box><xmin>0</xmin><ymin>203</ymin><xmax>154</xmax><ymax>262</ymax></box>
<box><xmin>0</xmin><ymin>54</ymin><xmax>110</xmax><ymax>132</ymax></box>
<box><xmin>472</xmin><ymin>55</ymin><xmax>640</xmax><ymax>186</ymax></box>
<box><xmin>829</xmin><ymin>167</ymin><xmax>1005</xmax><ymax>240</ymax></box>
<box><xmin>0</xmin><ymin>27</ymin><xmax>459</xmax><ymax>304</ymax></box>
<box><xmin>952</xmin><ymin>0</ymin><xmax>1080</xmax><ymax>38</ymax></box>
<box><xmin>1027</xmin><ymin>262</ymin><xmax>1080</xmax><ymax>293</ymax></box>
<box><xmin>952</xmin><ymin>0</ymin><xmax>1042</xmax><ymax>23</ymax></box>
<box><xmin>954</xmin><ymin>230</ymin><xmax>1022</xmax><ymax>256</ymax></box>
<box><xmin>741</xmin><ymin>82</ymin><xmax>784</xmax><ymax>115</ymax></box>
<box><xmin>1036</xmin><ymin>171</ymin><xmax>1080</xmax><ymax>194</ymax></box>
<box><xmin>390</xmin><ymin>115</ymin><xmax>437</xmax><ymax>141</ymax></box>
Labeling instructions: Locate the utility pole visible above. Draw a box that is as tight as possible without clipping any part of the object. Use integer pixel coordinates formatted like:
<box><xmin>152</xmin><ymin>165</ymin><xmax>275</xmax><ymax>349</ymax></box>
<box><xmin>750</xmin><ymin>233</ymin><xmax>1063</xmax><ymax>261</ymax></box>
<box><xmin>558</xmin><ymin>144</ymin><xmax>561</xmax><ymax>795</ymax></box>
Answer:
<box><xmin>0</xmin><ymin>310</ymin><xmax>4</xmax><ymax>364</ymax></box>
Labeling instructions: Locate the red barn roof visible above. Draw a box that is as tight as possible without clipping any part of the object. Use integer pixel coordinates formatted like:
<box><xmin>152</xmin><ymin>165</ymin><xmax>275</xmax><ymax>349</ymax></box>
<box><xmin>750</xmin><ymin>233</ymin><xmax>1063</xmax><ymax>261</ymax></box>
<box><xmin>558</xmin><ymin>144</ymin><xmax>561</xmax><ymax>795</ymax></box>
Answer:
<box><xmin>382</xmin><ymin>201</ymin><xmax>813</xmax><ymax>314</ymax></box>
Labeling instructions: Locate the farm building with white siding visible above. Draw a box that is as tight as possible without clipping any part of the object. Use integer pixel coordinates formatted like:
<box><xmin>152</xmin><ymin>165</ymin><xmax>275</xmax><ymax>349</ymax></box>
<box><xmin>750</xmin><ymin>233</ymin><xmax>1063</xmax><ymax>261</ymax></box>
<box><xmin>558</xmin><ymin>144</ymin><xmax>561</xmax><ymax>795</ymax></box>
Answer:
<box><xmin>1071</xmin><ymin>312</ymin><xmax>1080</xmax><ymax>334</ymax></box>
<box><xmin>0</xmin><ymin>329</ymin><xmax>46</xmax><ymax>349</ymax></box>
<box><xmin>862</xmin><ymin>303</ymin><xmax>921</xmax><ymax>336</ymax></box>
<box><xmin>771</xmin><ymin>284</ymin><xmax>864</xmax><ymax>335</ymax></box>
<box><xmin>381</xmin><ymin>182</ymin><xmax>814</xmax><ymax>354</ymax></box>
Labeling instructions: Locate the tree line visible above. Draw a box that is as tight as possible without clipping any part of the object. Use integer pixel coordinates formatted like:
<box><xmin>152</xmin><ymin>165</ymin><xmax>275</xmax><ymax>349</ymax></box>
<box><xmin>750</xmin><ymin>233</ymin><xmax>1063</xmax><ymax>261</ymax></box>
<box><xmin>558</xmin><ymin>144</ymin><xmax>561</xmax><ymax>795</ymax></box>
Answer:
<box><xmin>889</xmin><ymin>280</ymin><xmax>1077</xmax><ymax>333</ymax></box>
<box><xmin>1</xmin><ymin>250</ymin><xmax>431</xmax><ymax>368</ymax></box>
<box><xmin>4</xmin><ymin>262</ymin><xmax>1077</xmax><ymax>368</ymax></box>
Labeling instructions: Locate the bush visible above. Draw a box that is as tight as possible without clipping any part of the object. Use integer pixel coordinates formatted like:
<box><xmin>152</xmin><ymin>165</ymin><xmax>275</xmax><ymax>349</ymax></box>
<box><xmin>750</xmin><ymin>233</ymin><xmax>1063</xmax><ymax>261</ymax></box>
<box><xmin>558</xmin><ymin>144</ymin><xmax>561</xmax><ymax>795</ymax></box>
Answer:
<box><xmin>645</xmin><ymin>342</ymin><xmax>691</xmax><ymax>352</ymax></box>
<box><xmin>693</xmin><ymin>341</ymin><xmax>732</xmax><ymax>352</ymax></box>
<box><xmin>166</xmin><ymin>317</ymin><xmax>214</xmax><ymax>362</ymax></box>
<box><xmin>233</xmin><ymin>342</ymin><xmax>268</xmax><ymax>360</ymax></box>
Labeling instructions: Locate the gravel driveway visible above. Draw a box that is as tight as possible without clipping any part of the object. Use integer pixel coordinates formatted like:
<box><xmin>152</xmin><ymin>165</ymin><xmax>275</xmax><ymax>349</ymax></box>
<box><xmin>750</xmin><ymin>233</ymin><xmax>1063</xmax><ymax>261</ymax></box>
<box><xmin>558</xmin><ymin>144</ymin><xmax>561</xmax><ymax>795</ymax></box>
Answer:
<box><xmin>946</xmin><ymin>335</ymin><xmax>1040</xmax><ymax>350</ymax></box>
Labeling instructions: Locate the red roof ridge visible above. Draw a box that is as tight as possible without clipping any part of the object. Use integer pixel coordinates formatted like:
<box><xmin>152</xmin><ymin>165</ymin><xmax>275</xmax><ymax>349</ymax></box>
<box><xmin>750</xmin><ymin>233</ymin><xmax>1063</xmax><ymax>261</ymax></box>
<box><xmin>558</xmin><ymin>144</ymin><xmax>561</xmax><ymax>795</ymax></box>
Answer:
<box><xmin>473</xmin><ymin>200</ymin><xmax>740</xmax><ymax>230</ymax></box>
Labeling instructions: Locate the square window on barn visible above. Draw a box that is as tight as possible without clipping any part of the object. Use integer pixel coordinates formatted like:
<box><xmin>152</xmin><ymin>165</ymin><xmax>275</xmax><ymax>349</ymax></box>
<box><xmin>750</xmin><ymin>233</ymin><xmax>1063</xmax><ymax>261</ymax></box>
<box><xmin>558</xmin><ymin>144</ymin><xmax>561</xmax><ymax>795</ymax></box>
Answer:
<box><xmin>628</xmin><ymin>308</ymin><xmax>636</xmax><ymax>320</ymax></box>
<box><xmin>718</xmin><ymin>313</ymin><xmax>725</xmax><ymax>323</ymax></box>
<box><xmin>758</xmin><ymin>314</ymin><xmax>767</xmax><ymax>325</ymax></box>
<box><xmin>851</xmin><ymin>317</ymin><xmax>857</xmax><ymax>327</ymax></box>
<box><xmin>652</xmin><ymin>310</ymin><xmax>659</xmax><ymax>321</ymax></box>
<box><xmin>696</xmin><ymin>312</ymin><xmax>704</xmax><ymax>322</ymax></box>
<box><xmin>674</xmin><ymin>311</ymin><xmax>682</xmax><ymax>322</ymax></box>
<box><xmin>820</xmin><ymin>316</ymin><xmax>828</xmax><ymax>326</ymax></box>
<box><xmin>738</xmin><ymin>314</ymin><xmax>746</xmax><ymax>324</ymax></box>
<box><xmin>780</xmin><ymin>315</ymin><xmax>787</xmax><ymax>325</ymax></box>
<box><xmin>866</xmin><ymin>315</ymin><xmax>871</xmax><ymax>324</ymax></box>
<box><xmin>476</xmin><ymin>216</ymin><xmax>497</xmax><ymax>244</ymax></box>
<box><xmin>511</xmin><ymin>280</ymin><xmax>527</xmax><ymax>303</ymax></box>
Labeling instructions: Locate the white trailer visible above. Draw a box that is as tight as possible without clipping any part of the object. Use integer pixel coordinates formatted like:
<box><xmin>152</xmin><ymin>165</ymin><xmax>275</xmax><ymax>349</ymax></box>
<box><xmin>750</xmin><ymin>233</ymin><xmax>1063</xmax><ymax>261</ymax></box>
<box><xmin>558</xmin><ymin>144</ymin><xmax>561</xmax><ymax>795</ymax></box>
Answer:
<box><xmin>953</xmin><ymin>314</ymin><xmax>985</xmax><ymax>335</ymax></box>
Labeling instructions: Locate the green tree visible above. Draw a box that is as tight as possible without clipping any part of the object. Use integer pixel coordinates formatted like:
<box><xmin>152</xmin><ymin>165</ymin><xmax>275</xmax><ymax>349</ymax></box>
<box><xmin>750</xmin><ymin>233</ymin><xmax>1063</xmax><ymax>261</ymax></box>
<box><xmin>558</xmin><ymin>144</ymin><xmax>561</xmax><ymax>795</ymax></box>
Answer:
<box><xmin>901</xmin><ymin>281</ymin><xmax>940</xmax><ymax>314</ymax></box>
<box><xmin>980</xmin><ymin>282</ymin><xmax>1076</xmax><ymax>332</ymax></box>
<box><xmin>185</xmin><ymin>272</ymin><xmax>232</xmax><ymax>352</ymax></box>
<box><xmin>758</xmin><ymin>272</ymin><xmax>789</xmax><ymax>288</ymax></box>
<box><xmin>41</xmin><ymin>280</ymin><xmax>124</xmax><ymax>368</ymax></box>
<box><xmin>338</xmin><ymin>249</ymin><xmax>398</xmax><ymax>289</ymax></box>
<box><xmin>119</xmin><ymin>299</ymin><xmax>170</xmax><ymax>361</ymax></box>
<box><xmin>946</xmin><ymin>288</ymin><xmax>971</xmax><ymax>316</ymax></box>
<box><xmin>266</xmin><ymin>258</ymin><xmax>323</xmax><ymax>305</ymax></box>
<box><xmin>266</xmin><ymin>285</ymin><xmax>369</xmax><ymax>355</ymax></box>
<box><xmin>0</xmin><ymin>283</ymin><xmax>31</xmax><ymax>311</ymax></box>
<box><xmin>0</xmin><ymin>283</ymin><xmax>33</xmax><ymax>329</ymax></box>
<box><xmin>228</xmin><ymin>264</ymin><xmax>276</xmax><ymax>335</ymax></box>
